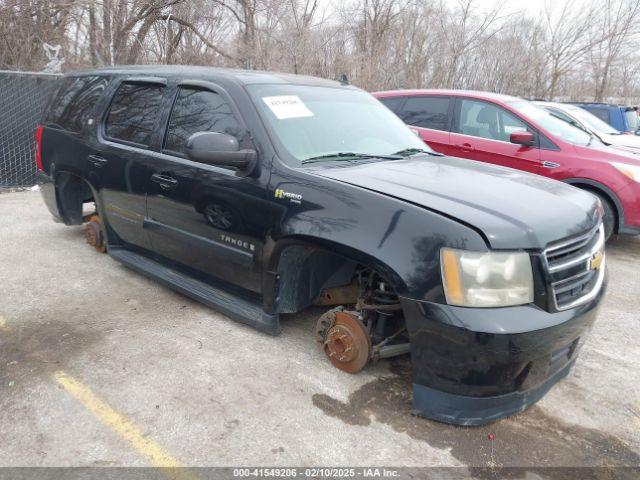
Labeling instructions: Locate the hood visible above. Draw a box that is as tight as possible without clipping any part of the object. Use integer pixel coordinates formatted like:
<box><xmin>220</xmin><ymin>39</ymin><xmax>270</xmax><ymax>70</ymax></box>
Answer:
<box><xmin>601</xmin><ymin>132</ymin><xmax>640</xmax><ymax>151</ymax></box>
<box><xmin>312</xmin><ymin>156</ymin><xmax>601</xmax><ymax>250</ymax></box>
<box><xmin>611</xmin><ymin>144</ymin><xmax>640</xmax><ymax>156</ymax></box>
<box><xmin>574</xmin><ymin>141</ymin><xmax>640</xmax><ymax>164</ymax></box>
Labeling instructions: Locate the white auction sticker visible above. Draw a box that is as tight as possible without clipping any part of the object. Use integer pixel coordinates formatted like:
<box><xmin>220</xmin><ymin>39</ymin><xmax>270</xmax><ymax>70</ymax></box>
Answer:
<box><xmin>262</xmin><ymin>95</ymin><xmax>314</xmax><ymax>120</ymax></box>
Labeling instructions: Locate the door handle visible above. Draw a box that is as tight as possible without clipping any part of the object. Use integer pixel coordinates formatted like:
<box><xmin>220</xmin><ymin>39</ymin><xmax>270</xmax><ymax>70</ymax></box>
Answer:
<box><xmin>88</xmin><ymin>154</ymin><xmax>108</xmax><ymax>168</ymax></box>
<box><xmin>455</xmin><ymin>143</ymin><xmax>475</xmax><ymax>152</ymax></box>
<box><xmin>542</xmin><ymin>161</ymin><xmax>561</xmax><ymax>169</ymax></box>
<box><xmin>151</xmin><ymin>173</ymin><xmax>178</xmax><ymax>190</ymax></box>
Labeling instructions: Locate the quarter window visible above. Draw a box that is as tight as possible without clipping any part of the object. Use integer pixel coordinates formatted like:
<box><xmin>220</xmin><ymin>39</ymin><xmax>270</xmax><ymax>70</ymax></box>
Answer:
<box><xmin>164</xmin><ymin>88</ymin><xmax>243</xmax><ymax>155</ymax></box>
<box><xmin>105</xmin><ymin>83</ymin><xmax>165</xmax><ymax>146</ymax></box>
<box><xmin>45</xmin><ymin>76</ymin><xmax>109</xmax><ymax>132</ymax></box>
<box><xmin>400</xmin><ymin>96</ymin><xmax>451</xmax><ymax>131</ymax></box>
<box><xmin>458</xmin><ymin>100</ymin><xmax>528</xmax><ymax>142</ymax></box>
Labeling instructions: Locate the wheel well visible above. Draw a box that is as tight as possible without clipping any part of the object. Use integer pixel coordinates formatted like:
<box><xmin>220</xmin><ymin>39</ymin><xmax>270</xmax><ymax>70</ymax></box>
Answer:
<box><xmin>275</xmin><ymin>242</ymin><xmax>410</xmax><ymax>372</ymax></box>
<box><xmin>276</xmin><ymin>245</ymin><xmax>359</xmax><ymax>313</ymax></box>
<box><xmin>570</xmin><ymin>183</ymin><xmax>619</xmax><ymax>233</ymax></box>
<box><xmin>55</xmin><ymin>172</ymin><xmax>94</xmax><ymax>225</ymax></box>
<box><xmin>274</xmin><ymin>242</ymin><xmax>402</xmax><ymax>314</ymax></box>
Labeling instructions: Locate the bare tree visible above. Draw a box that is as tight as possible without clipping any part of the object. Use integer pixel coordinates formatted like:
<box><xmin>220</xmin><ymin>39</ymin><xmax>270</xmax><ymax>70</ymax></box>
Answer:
<box><xmin>588</xmin><ymin>0</ymin><xmax>640</xmax><ymax>101</ymax></box>
<box><xmin>2</xmin><ymin>0</ymin><xmax>640</xmax><ymax>103</ymax></box>
<box><xmin>540</xmin><ymin>0</ymin><xmax>602</xmax><ymax>98</ymax></box>
<box><xmin>437</xmin><ymin>0</ymin><xmax>507</xmax><ymax>88</ymax></box>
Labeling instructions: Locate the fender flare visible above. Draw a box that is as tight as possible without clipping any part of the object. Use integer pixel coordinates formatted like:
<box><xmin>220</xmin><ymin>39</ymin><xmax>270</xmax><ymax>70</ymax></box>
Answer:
<box><xmin>562</xmin><ymin>177</ymin><xmax>624</xmax><ymax>231</ymax></box>
<box><xmin>54</xmin><ymin>170</ymin><xmax>95</xmax><ymax>225</ymax></box>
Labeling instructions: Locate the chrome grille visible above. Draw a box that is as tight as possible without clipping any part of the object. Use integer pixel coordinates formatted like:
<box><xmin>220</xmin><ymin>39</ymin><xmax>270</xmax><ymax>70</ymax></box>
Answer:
<box><xmin>544</xmin><ymin>224</ymin><xmax>606</xmax><ymax>311</ymax></box>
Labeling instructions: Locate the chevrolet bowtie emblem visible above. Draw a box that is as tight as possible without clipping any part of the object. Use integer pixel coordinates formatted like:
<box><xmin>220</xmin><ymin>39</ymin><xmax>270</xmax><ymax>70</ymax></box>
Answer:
<box><xmin>589</xmin><ymin>251</ymin><xmax>604</xmax><ymax>271</ymax></box>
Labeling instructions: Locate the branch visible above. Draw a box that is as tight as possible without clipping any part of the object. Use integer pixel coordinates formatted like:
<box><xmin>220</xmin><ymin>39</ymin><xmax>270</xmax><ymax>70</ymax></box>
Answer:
<box><xmin>159</xmin><ymin>14</ymin><xmax>237</xmax><ymax>61</ymax></box>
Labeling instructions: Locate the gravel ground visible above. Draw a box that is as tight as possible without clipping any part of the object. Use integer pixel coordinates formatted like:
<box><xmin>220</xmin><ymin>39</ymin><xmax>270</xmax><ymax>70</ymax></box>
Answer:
<box><xmin>0</xmin><ymin>190</ymin><xmax>639</xmax><ymax>477</ymax></box>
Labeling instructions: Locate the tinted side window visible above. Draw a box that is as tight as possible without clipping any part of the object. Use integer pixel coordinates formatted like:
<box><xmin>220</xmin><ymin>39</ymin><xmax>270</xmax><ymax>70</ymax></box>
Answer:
<box><xmin>400</xmin><ymin>96</ymin><xmax>450</xmax><ymax>131</ymax></box>
<box><xmin>45</xmin><ymin>76</ymin><xmax>109</xmax><ymax>132</ymax></box>
<box><xmin>105</xmin><ymin>83</ymin><xmax>164</xmax><ymax>146</ymax></box>
<box><xmin>378</xmin><ymin>97</ymin><xmax>404</xmax><ymax>113</ymax></box>
<box><xmin>164</xmin><ymin>88</ymin><xmax>243</xmax><ymax>155</ymax></box>
<box><xmin>457</xmin><ymin>99</ymin><xmax>528</xmax><ymax>142</ymax></box>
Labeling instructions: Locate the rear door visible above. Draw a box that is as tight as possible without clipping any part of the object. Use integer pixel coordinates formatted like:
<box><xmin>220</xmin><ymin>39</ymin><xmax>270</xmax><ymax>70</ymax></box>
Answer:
<box><xmin>396</xmin><ymin>95</ymin><xmax>454</xmax><ymax>155</ymax></box>
<box><xmin>449</xmin><ymin>98</ymin><xmax>541</xmax><ymax>175</ymax></box>
<box><xmin>42</xmin><ymin>75</ymin><xmax>110</xmax><ymax>185</ymax></box>
<box><xmin>89</xmin><ymin>78</ymin><xmax>168</xmax><ymax>250</ymax></box>
<box><xmin>145</xmin><ymin>82</ymin><xmax>270</xmax><ymax>293</ymax></box>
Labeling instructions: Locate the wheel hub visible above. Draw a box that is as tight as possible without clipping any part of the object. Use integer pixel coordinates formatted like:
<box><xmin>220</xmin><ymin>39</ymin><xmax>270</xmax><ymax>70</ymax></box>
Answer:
<box><xmin>83</xmin><ymin>215</ymin><xmax>106</xmax><ymax>253</ymax></box>
<box><xmin>318</xmin><ymin>310</ymin><xmax>371</xmax><ymax>373</ymax></box>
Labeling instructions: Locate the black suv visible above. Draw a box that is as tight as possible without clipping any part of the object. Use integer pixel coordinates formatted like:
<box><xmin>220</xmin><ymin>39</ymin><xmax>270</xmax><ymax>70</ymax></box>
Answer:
<box><xmin>37</xmin><ymin>66</ymin><xmax>606</xmax><ymax>425</ymax></box>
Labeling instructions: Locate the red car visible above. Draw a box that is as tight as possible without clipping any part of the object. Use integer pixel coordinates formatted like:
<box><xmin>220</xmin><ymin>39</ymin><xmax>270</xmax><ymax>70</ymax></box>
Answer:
<box><xmin>374</xmin><ymin>89</ymin><xmax>640</xmax><ymax>239</ymax></box>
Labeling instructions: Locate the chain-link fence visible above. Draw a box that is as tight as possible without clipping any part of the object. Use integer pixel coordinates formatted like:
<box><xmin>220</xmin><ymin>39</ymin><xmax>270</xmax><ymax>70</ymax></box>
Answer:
<box><xmin>0</xmin><ymin>71</ymin><xmax>61</xmax><ymax>187</ymax></box>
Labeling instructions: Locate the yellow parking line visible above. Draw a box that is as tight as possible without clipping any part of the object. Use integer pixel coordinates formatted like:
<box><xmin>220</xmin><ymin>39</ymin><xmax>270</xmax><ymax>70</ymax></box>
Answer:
<box><xmin>53</xmin><ymin>370</ymin><xmax>197</xmax><ymax>480</ymax></box>
<box><xmin>0</xmin><ymin>315</ymin><xmax>7</xmax><ymax>330</ymax></box>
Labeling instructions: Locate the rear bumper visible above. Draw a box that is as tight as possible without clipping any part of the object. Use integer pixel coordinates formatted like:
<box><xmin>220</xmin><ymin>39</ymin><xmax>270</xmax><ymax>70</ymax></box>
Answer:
<box><xmin>36</xmin><ymin>170</ymin><xmax>63</xmax><ymax>222</ymax></box>
<box><xmin>401</xmin><ymin>280</ymin><xmax>605</xmax><ymax>425</ymax></box>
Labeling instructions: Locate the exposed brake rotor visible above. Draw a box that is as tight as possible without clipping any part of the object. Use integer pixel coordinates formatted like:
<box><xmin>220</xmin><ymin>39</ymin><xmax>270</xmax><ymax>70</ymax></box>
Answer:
<box><xmin>315</xmin><ymin>309</ymin><xmax>371</xmax><ymax>374</ymax></box>
<box><xmin>83</xmin><ymin>214</ymin><xmax>106</xmax><ymax>253</ymax></box>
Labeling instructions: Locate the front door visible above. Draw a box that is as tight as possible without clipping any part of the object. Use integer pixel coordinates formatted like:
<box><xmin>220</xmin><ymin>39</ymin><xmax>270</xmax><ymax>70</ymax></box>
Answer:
<box><xmin>450</xmin><ymin>98</ymin><xmax>541</xmax><ymax>175</ymax></box>
<box><xmin>90</xmin><ymin>79</ymin><xmax>168</xmax><ymax>250</ymax></box>
<box><xmin>145</xmin><ymin>84</ymin><xmax>272</xmax><ymax>293</ymax></box>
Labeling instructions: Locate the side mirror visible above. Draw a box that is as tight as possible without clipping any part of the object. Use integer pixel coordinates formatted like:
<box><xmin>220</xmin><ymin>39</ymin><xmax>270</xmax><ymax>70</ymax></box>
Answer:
<box><xmin>510</xmin><ymin>131</ymin><xmax>535</xmax><ymax>147</ymax></box>
<box><xmin>186</xmin><ymin>132</ymin><xmax>257</xmax><ymax>175</ymax></box>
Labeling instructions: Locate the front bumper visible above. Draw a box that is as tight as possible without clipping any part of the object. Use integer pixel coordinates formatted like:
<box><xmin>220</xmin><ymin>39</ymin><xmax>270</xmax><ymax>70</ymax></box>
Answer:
<box><xmin>618</xmin><ymin>182</ymin><xmax>640</xmax><ymax>234</ymax></box>
<box><xmin>401</xmin><ymin>281</ymin><xmax>605</xmax><ymax>425</ymax></box>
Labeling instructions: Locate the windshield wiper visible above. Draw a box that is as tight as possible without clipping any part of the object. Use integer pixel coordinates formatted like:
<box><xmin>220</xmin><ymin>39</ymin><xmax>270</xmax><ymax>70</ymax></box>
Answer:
<box><xmin>301</xmin><ymin>152</ymin><xmax>403</xmax><ymax>164</ymax></box>
<box><xmin>392</xmin><ymin>147</ymin><xmax>443</xmax><ymax>157</ymax></box>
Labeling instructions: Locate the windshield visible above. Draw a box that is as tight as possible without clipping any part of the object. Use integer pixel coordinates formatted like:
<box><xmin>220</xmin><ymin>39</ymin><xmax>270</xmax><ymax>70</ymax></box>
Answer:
<box><xmin>247</xmin><ymin>84</ymin><xmax>431</xmax><ymax>165</ymax></box>
<box><xmin>568</xmin><ymin>106</ymin><xmax>620</xmax><ymax>134</ymax></box>
<box><xmin>624</xmin><ymin>110</ymin><xmax>639</xmax><ymax>132</ymax></box>
<box><xmin>509</xmin><ymin>101</ymin><xmax>593</xmax><ymax>146</ymax></box>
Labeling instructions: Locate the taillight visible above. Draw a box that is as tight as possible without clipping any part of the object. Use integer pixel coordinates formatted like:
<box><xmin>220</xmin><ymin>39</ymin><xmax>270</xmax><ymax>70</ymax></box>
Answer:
<box><xmin>35</xmin><ymin>125</ymin><xmax>44</xmax><ymax>171</ymax></box>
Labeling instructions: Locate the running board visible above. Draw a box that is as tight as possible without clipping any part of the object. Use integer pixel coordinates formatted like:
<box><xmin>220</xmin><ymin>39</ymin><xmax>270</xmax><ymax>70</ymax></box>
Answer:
<box><xmin>108</xmin><ymin>248</ymin><xmax>280</xmax><ymax>335</ymax></box>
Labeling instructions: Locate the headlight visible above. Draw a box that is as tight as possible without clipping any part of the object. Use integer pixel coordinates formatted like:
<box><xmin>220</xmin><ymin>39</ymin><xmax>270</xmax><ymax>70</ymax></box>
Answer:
<box><xmin>440</xmin><ymin>248</ymin><xmax>534</xmax><ymax>307</ymax></box>
<box><xmin>611</xmin><ymin>162</ymin><xmax>640</xmax><ymax>182</ymax></box>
